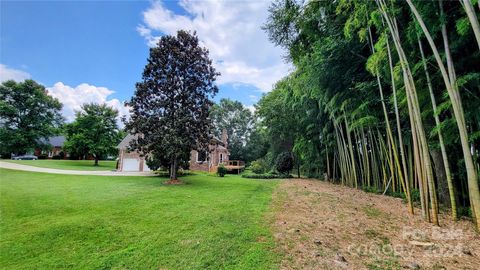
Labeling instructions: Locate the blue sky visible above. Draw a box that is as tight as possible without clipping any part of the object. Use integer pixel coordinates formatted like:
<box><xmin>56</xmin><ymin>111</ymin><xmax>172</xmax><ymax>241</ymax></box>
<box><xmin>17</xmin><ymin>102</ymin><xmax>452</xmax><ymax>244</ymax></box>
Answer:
<box><xmin>0</xmin><ymin>0</ymin><xmax>290</xmax><ymax>121</ymax></box>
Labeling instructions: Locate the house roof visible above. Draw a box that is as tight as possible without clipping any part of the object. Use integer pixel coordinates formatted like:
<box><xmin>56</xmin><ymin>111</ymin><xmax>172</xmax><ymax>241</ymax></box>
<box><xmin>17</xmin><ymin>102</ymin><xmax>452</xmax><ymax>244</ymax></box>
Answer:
<box><xmin>210</xmin><ymin>136</ymin><xmax>225</xmax><ymax>146</ymax></box>
<box><xmin>216</xmin><ymin>145</ymin><xmax>228</xmax><ymax>151</ymax></box>
<box><xmin>38</xmin><ymin>136</ymin><xmax>66</xmax><ymax>147</ymax></box>
<box><xmin>117</xmin><ymin>134</ymin><xmax>138</xmax><ymax>149</ymax></box>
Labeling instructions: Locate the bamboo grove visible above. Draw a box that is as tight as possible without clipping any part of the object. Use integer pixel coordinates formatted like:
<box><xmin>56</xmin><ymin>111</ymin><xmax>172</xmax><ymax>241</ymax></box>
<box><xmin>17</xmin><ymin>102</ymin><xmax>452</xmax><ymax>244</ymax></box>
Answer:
<box><xmin>259</xmin><ymin>0</ymin><xmax>480</xmax><ymax>229</ymax></box>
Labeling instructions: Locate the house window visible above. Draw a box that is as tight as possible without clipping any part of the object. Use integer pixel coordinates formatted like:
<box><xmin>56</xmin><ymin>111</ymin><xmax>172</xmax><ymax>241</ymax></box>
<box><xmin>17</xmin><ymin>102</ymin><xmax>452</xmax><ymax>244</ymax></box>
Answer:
<box><xmin>220</xmin><ymin>153</ymin><xmax>224</xmax><ymax>163</ymax></box>
<box><xmin>197</xmin><ymin>151</ymin><xmax>207</xmax><ymax>162</ymax></box>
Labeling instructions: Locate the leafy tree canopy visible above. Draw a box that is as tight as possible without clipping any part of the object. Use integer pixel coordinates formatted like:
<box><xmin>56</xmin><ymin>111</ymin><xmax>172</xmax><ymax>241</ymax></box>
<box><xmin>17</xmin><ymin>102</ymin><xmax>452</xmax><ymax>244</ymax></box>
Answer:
<box><xmin>126</xmin><ymin>30</ymin><xmax>219</xmax><ymax>180</ymax></box>
<box><xmin>210</xmin><ymin>98</ymin><xmax>253</xmax><ymax>160</ymax></box>
<box><xmin>0</xmin><ymin>80</ymin><xmax>63</xmax><ymax>155</ymax></box>
<box><xmin>64</xmin><ymin>103</ymin><xmax>120</xmax><ymax>165</ymax></box>
<box><xmin>259</xmin><ymin>0</ymin><xmax>480</xmax><ymax>226</ymax></box>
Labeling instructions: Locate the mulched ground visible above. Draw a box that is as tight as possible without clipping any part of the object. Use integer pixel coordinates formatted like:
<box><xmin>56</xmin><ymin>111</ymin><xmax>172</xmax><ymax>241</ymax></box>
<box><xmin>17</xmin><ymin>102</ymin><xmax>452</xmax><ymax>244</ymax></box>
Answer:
<box><xmin>163</xmin><ymin>179</ymin><xmax>185</xmax><ymax>185</ymax></box>
<box><xmin>270</xmin><ymin>179</ymin><xmax>480</xmax><ymax>270</ymax></box>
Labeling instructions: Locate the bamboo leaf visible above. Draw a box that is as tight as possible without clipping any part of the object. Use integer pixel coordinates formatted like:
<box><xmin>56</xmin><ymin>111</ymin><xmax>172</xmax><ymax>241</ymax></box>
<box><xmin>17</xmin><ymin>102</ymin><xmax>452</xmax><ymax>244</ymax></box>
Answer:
<box><xmin>456</xmin><ymin>17</ymin><xmax>470</xmax><ymax>36</ymax></box>
<box><xmin>436</xmin><ymin>100</ymin><xmax>452</xmax><ymax>116</ymax></box>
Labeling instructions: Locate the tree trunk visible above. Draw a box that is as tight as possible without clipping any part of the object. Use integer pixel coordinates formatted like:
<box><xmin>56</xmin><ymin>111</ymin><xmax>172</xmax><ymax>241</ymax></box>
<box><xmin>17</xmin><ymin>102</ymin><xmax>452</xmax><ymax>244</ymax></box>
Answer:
<box><xmin>326</xmin><ymin>146</ymin><xmax>330</xmax><ymax>181</ymax></box>
<box><xmin>407</xmin><ymin>0</ymin><xmax>479</xmax><ymax>229</ymax></box>
<box><xmin>418</xmin><ymin>30</ymin><xmax>458</xmax><ymax>220</ymax></box>
<box><xmin>94</xmin><ymin>156</ymin><xmax>99</xmax><ymax>166</ymax></box>
<box><xmin>462</xmin><ymin>0</ymin><xmax>480</xmax><ymax>50</ymax></box>
<box><xmin>378</xmin><ymin>0</ymin><xmax>436</xmax><ymax>222</ymax></box>
<box><xmin>387</xmin><ymin>37</ymin><xmax>410</xmax><ymax>195</ymax></box>
<box><xmin>297</xmin><ymin>160</ymin><xmax>301</xmax><ymax>178</ymax></box>
<box><xmin>344</xmin><ymin>116</ymin><xmax>358</xmax><ymax>188</ymax></box>
<box><xmin>431</xmin><ymin>149</ymin><xmax>450</xmax><ymax>207</ymax></box>
<box><xmin>333</xmin><ymin>152</ymin><xmax>337</xmax><ymax>182</ymax></box>
<box><xmin>170</xmin><ymin>158</ymin><xmax>178</xmax><ymax>180</ymax></box>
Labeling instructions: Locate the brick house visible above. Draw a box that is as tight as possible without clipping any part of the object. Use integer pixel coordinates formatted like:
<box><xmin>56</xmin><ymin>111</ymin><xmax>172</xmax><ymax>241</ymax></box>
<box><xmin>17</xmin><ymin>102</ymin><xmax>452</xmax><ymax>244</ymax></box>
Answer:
<box><xmin>116</xmin><ymin>130</ymin><xmax>231</xmax><ymax>172</ymax></box>
<box><xmin>34</xmin><ymin>136</ymin><xmax>69</xmax><ymax>159</ymax></box>
<box><xmin>189</xmin><ymin>130</ymin><xmax>229</xmax><ymax>172</ymax></box>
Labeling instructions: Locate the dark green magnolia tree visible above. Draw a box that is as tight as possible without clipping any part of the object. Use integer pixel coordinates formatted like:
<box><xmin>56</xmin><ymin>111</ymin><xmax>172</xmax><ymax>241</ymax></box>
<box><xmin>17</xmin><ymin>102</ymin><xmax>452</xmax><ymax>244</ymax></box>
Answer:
<box><xmin>64</xmin><ymin>103</ymin><xmax>120</xmax><ymax>165</ymax></box>
<box><xmin>126</xmin><ymin>30</ymin><xmax>219</xmax><ymax>180</ymax></box>
<box><xmin>210</xmin><ymin>98</ymin><xmax>253</xmax><ymax>160</ymax></box>
<box><xmin>0</xmin><ymin>80</ymin><xmax>63</xmax><ymax>155</ymax></box>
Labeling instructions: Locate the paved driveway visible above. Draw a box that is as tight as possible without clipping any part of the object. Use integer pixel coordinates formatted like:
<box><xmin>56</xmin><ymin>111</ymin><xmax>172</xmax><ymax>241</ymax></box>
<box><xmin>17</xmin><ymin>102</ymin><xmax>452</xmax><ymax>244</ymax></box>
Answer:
<box><xmin>0</xmin><ymin>161</ymin><xmax>156</xmax><ymax>176</ymax></box>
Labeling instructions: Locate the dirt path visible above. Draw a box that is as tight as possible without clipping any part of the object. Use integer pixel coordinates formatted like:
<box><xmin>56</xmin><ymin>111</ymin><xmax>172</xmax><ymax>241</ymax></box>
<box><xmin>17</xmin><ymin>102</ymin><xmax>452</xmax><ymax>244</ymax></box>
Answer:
<box><xmin>0</xmin><ymin>161</ymin><xmax>155</xmax><ymax>176</ymax></box>
<box><xmin>271</xmin><ymin>179</ymin><xmax>480</xmax><ymax>270</ymax></box>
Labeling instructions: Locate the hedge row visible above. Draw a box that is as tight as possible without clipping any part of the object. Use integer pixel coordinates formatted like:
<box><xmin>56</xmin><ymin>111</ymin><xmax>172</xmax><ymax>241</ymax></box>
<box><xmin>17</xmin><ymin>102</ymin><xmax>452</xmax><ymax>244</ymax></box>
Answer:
<box><xmin>241</xmin><ymin>173</ymin><xmax>293</xmax><ymax>179</ymax></box>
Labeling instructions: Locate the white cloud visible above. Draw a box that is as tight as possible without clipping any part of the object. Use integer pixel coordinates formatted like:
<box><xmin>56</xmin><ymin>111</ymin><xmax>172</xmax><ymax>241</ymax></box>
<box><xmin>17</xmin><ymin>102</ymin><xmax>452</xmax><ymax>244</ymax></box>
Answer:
<box><xmin>46</xmin><ymin>82</ymin><xmax>130</xmax><ymax>125</ymax></box>
<box><xmin>0</xmin><ymin>64</ymin><xmax>31</xmax><ymax>82</ymax></box>
<box><xmin>245</xmin><ymin>105</ymin><xmax>256</xmax><ymax>114</ymax></box>
<box><xmin>0</xmin><ymin>64</ymin><xmax>128</xmax><ymax>125</ymax></box>
<box><xmin>138</xmin><ymin>0</ymin><xmax>291</xmax><ymax>92</ymax></box>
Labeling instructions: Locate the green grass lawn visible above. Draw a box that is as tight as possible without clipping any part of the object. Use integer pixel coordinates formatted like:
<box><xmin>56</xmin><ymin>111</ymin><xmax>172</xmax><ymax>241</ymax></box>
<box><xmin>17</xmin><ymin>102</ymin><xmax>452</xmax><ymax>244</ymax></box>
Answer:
<box><xmin>3</xmin><ymin>159</ymin><xmax>117</xmax><ymax>171</ymax></box>
<box><xmin>0</xmin><ymin>169</ymin><xmax>280</xmax><ymax>269</ymax></box>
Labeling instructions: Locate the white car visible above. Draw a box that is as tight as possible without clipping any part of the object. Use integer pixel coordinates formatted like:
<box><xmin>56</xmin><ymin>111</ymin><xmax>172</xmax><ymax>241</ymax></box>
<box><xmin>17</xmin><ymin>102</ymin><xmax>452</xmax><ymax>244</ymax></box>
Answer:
<box><xmin>11</xmin><ymin>155</ymin><xmax>38</xmax><ymax>160</ymax></box>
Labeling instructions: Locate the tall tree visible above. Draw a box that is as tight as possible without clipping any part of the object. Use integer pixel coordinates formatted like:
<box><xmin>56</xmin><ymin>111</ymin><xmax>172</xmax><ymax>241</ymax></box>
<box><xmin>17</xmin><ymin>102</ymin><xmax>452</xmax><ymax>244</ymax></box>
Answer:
<box><xmin>64</xmin><ymin>103</ymin><xmax>120</xmax><ymax>165</ymax></box>
<box><xmin>244</xmin><ymin>120</ymin><xmax>270</xmax><ymax>163</ymax></box>
<box><xmin>126</xmin><ymin>30</ymin><xmax>219</xmax><ymax>181</ymax></box>
<box><xmin>210</xmin><ymin>98</ymin><xmax>253</xmax><ymax>160</ymax></box>
<box><xmin>0</xmin><ymin>80</ymin><xmax>63</xmax><ymax>155</ymax></box>
<box><xmin>406</xmin><ymin>0</ymin><xmax>480</xmax><ymax>230</ymax></box>
<box><xmin>262</xmin><ymin>0</ymin><xmax>480</xmax><ymax>229</ymax></box>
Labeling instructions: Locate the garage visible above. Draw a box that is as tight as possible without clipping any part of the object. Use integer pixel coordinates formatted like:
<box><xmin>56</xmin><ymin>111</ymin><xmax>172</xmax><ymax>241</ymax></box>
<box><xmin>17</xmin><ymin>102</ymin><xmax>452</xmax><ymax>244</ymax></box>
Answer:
<box><xmin>117</xmin><ymin>134</ymin><xmax>152</xmax><ymax>172</ymax></box>
<box><xmin>122</xmin><ymin>158</ymin><xmax>140</xmax><ymax>171</ymax></box>
<box><xmin>143</xmin><ymin>164</ymin><xmax>151</xmax><ymax>172</ymax></box>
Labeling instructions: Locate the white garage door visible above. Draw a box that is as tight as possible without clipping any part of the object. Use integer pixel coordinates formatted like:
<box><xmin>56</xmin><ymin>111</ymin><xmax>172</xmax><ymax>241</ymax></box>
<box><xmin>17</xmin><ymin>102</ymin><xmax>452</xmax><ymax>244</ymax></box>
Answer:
<box><xmin>123</xmin><ymin>158</ymin><xmax>140</xmax><ymax>171</ymax></box>
<box><xmin>143</xmin><ymin>164</ymin><xmax>151</xmax><ymax>172</ymax></box>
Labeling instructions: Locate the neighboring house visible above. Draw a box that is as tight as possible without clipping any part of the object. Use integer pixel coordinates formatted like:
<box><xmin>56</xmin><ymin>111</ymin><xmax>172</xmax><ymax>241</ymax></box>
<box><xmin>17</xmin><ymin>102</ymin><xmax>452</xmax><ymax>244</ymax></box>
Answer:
<box><xmin>117</xmin><ymin>134</ymin><xmax>152</xmax><ymax>172</ymax></box>
<box><xmin>117</xmin><ymin>130</ymin><xmax>243</xmax><ymax>173</ymax></box>
<box><xmin>34</xmin><ymin>136</ymin><xmax>69</xmax><ymax>159</ymax></box>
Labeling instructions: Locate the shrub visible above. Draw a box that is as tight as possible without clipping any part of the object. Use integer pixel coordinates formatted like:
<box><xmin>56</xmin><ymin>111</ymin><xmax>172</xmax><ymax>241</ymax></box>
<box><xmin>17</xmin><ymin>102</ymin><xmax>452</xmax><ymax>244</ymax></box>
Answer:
<box><xmin>362</xmin><ymin>186</ymin><xmax>381</xmax><ymax>194</ymax></box>
<box><xmin>277</xmin><ymin>172</ymin><xmax>294</xmax><ymax>179</ymax></box>
<box><xmin>458</xmin><ymin>206</ymin><xmax>472</xmax><ymax>218</ymax></box>
<box><xmin>38</xmin><ymin>154</ymin><xmax>48</xmax><ymax>159</ymax></box>
<box><xmin>410</xmin><ymin>189</ymin><xmax>421</xmax><ymax>203</ymax></box>
<box><xmin>217</xmin><ymin>165</ymin><xmax>228</xmax><ymax>177</ymax></box>
<box><xmin>249</xmin><ymin>159</ymin><xmax>268</xmax><ymax>174</ymax></box>
<box><xmin>275</xmin><ymin>152</ymin><xmax>294</xmax><ymax>174</ymax></box>
<box><xmin>52</xmin><ymin>155</ymin><xmax>62</xmax><ymax>160</ymax></box>
<box><xmin>242</xmin><ymin>173</ymin><xmax>278</xmax><ymax>179</ymax></box>
<box><xmin>242</xmin><ymin>173</ymin><xmax>293</xmax><ymax>179</ymax></box>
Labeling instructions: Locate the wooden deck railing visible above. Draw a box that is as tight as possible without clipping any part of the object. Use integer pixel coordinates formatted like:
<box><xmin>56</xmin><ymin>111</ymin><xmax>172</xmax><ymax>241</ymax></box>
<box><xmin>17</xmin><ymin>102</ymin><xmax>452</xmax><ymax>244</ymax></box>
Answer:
<box><xmin>225</xmin><ymin>160</ymin><xmax>245</xmax><ymax>167</ymax></box>
<box><xmin>210</xmin><ymin>160</ymin><xmax>245</xmax><ymax>173</ymax></box>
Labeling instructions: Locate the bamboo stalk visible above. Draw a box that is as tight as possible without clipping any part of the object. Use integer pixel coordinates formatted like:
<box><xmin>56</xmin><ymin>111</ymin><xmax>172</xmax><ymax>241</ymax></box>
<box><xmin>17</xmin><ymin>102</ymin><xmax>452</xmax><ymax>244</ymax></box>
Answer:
<box><xmin>407</xmin><ymin>0</ymin><xmax>480</xmax><ymax>230</ymax></box>
<box><xmin>377</xmin><ymin>0</ymin><xmax>437</xmax><ymax>223</ymax></box>
<box><xmin>418</xmin><ymin>34</ymin><xmax>457</xmax><ymax>220</ymax></box>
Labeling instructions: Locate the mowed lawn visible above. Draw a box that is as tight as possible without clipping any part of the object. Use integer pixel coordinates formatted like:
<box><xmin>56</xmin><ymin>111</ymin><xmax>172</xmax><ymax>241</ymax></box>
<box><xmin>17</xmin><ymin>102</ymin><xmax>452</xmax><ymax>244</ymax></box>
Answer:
<box><xmin>0</xmin><ymin>169</ymin><xmax>280</xmax><ymax>269</ymax></box>
<box><xmin>4</xmin><ymin>159</ymin><xmax>117</xmax><ymax>171</ymax></box>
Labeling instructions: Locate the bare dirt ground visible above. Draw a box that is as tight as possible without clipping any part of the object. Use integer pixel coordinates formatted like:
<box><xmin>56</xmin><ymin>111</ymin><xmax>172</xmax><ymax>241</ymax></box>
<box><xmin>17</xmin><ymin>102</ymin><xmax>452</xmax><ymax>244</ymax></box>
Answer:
<box><xmin>270</xmin><ymin>179</ymin><xmax>480</xmax><ymax>270</ymax></box>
